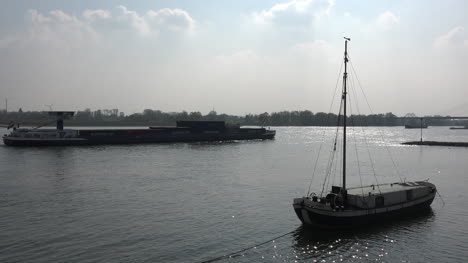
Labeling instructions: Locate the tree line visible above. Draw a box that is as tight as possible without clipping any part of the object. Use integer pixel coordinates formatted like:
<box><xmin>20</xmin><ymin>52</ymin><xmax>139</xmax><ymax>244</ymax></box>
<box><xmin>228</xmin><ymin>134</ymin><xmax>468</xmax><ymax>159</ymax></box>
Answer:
<box><xmin>0</xmin><ymin>108</ymin><xmax>466</xmax><ymax>127</ymax></box>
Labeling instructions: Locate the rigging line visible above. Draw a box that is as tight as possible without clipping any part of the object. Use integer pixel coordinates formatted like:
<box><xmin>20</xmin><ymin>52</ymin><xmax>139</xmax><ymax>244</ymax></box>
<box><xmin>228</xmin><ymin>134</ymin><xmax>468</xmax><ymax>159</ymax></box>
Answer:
<box><xmin>307</xmin><ymin>128</ymin><xmax>330</xmax><ymax>197</ymax></box>
<box><xmin>197</xmin><ymin>230</ymin><xmax>295</xmax><ymax>263</ymax></box>
<box><xmin>326</xmin><ymin>127</ymin><xmax>342</xmax><ymax>195</ymax></box>
<box><xmin>336</xmin><ymin>137</ymin><xmax>342</xmax><ymax>188</ymax></box>
<box><xmin>327</xmin><ymin>132</ymin><xmax>341</xmax><ymax>193</ymax></box>
<box><xmin>307</xmin><ymin>61</ymin><xmax>344</xmax><ymax>196</ymax></box>
<box><xmin>333</xmin><ymin>103</ymin><xmax>344</xmax><ymax>189</ymax></box>
<box><xmin>348</xmin><ymin>59</ymin><xmax>404</xmax><ymax>183</ymax></box>
<box><xmin>307</xmin><ymin>136</ymin><xmax>325</xmax><ymax>196</ymax></box>
<box><xmin>320</xmin><ymin>141</ymin><xmax>336</xmax><ymax>196</ymax></box>
<box><xmin>328</xmin><ymin>136</ymin><xmax>340</xmax><ymax>193</ymax></box>
<box><xmin>347</xmin><ymin>72</ymin><xmax>382</xmax><ymax>195</ymax></box>
<box><xmin>321</xmin><ymin>98</ymin><xmax>343</xmax><ymax>196</ymax></box>
<box><xmin>348</xmin><ymin>71</ymin><xmax>370</xmax><ymax>184</ymax></box>
<box><xmin>321</xmin><ymin>99</ymin><xmax>344</xmax><ymax>196</ymax></box>
<box><xmin>347</xmin><ymin>84</ymin><xmax>366</xmax><ymax>199</ymax></box>
<box><xmin>323</xmin><ymin>123</ymin><xmax>340</xmax><ymax>195</ymax></box>
<box><xmin>321</xmin><ymin>145</ymin><xmax>336</xmax><ymax>196</ymax></box>
<box><xmin>350</xmin><ymin>73</ymin><xmax>388</xmax><ymax>182</ymax></box>
<box><xmin>348</xmin><ymin>78</ymin><xmax>376</xmax><ymax>206</ymax></box>
<box><xmin>321</xmin><ymin>143</ymin><xmax>335</xmax><ymax>196</ymax></box>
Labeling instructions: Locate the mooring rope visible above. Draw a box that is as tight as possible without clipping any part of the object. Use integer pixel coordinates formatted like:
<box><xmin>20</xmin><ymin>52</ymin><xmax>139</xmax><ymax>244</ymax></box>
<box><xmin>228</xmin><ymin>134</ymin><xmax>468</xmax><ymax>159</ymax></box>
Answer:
<box><xmin>436</xmin><ymin>189</ymin><xmax>445</xmax><ymax>206</ymax></box>
<box><xmin>198</xmin><ymin>230</ymin><xmax>295</xmax><ymax>263</ymax></box>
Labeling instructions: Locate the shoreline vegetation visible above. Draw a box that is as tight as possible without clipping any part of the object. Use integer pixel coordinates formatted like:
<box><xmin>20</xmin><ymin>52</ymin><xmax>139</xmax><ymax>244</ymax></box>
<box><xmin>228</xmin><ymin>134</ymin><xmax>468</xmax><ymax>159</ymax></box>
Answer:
<box><xmin>0</xmin><ymin>109</ymin><xmax>466</xmax><ymax>127</ymax></box>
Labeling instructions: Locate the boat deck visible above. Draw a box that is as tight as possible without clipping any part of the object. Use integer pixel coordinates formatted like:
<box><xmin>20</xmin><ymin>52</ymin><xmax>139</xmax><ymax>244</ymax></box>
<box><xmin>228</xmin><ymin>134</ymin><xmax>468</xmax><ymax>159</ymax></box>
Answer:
<box><xmin>346</xmin><ymin>182</ymin><xmax>427</xmax><ymax>197</ymax></box>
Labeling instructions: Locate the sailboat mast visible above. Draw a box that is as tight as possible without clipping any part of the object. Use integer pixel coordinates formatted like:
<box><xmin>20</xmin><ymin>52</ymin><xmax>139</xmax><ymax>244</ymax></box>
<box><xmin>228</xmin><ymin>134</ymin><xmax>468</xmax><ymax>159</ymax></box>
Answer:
<box><xmin>343</xmin><ymin>37</ymin><xmax>350</xmax><ymax>191</ymax></box>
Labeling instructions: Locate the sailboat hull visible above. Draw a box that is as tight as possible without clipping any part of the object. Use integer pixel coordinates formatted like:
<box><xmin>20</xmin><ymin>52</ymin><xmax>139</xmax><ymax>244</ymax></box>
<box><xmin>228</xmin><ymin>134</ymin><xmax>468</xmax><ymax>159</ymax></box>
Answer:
<box><xmin>293</xmin><ymin>191</ymin><xmax>436</xmax><ymax>228</ymax></box>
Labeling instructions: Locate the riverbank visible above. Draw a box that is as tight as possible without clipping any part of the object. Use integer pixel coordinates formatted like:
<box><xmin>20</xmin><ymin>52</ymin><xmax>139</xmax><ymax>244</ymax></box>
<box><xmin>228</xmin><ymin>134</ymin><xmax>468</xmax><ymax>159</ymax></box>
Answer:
<box><xmin>2</xmin><ymin>120</ymin><xmax>468</xmax><ymax>128</ymax></box>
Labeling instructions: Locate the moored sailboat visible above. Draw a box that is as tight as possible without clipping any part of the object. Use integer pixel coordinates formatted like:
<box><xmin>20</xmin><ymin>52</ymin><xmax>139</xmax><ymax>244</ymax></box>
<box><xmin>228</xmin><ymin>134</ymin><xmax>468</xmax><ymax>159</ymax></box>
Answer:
<box><xmin>293</xmin><ymin>38</ymin><xmax>437</xmax><ymax>228</ymax></box>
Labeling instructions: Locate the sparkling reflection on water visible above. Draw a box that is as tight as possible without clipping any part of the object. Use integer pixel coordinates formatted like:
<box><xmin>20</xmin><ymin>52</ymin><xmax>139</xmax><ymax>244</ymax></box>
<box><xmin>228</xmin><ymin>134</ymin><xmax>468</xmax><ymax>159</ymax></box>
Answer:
<box><xmin>292</xmin><ymin>208</ymin><xmax>435</xmax><ymax>262</ymax></box>
<box><xmin>0</xmin><ymin>126</ymin><xmax>467</xmax><ymax>262</ymax></box>
<box><xmin>218</xmin><ymin>208</ymin><xmax>437</xmax><ymax>263</ymax></box>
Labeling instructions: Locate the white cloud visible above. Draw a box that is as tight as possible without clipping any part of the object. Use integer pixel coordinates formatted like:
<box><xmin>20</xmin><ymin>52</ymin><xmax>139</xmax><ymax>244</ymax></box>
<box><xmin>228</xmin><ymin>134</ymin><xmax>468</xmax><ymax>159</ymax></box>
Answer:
<box><xmin>147</xmin><ymin>8</ymin><xmax>196</xmax><ymax>33</ymax></box>
<box><xmin>434</xmin><ymin>26</ymin><xmax>466</xmax><ymax>48</ymax></box>
<box><xmin>83</xmin><ymin>9</ymin><xmax>111</xmax><ymax>21</ymax></box>
<box><xmin>377</xmin><ymin>11</ymin><xmax>399</xmax><ymax>30</ymax></box>
<box><xmin>0</xmin><ymin>6</ymin><xmax>197</xmax><ymax>48</ymax></box>
<box><xmin>24</xmin><ymin>9</ymin><xmax>100</xmax><ymax>49</ymax></box>
<box><xmin>116</xmin><ymin>6</ymin><xmax>152</xmax><ymax>36</ymax></box>
<box><xmin>29</xmin><ymin>9</ymin><xmax>52</xmax><ymax>24</ymax></box>
<box><xmin>253</xmin><ymin>0</ymin><xmax>334</xmax><ymax>28</ymax></box>
<box><xmin>113</xmin><ymin>6</ymin><xmax>196</xmax><ymax>36</ymax></box>
<box><xmin>49</xmin><ymin>10</ymin><xmax>74</xmax><ymax>22</ymax></box>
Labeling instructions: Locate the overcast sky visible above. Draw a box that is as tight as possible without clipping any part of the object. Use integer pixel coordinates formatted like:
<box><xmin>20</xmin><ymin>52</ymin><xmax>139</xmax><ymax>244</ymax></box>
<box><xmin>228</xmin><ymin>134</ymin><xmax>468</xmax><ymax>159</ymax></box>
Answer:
<box><xmin>1</xmin><ymin>0</ymin><xmax>467</xmax><ymax>116</ymax></box>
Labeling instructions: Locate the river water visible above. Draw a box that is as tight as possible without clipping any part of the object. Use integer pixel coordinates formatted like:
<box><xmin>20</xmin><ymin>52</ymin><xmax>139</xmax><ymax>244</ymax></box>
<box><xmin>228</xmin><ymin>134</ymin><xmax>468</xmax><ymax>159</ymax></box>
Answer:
<box><xmin>0</xmin><ymin>126</ymin><xmax>467</xmax><ymax>262</ymax></box>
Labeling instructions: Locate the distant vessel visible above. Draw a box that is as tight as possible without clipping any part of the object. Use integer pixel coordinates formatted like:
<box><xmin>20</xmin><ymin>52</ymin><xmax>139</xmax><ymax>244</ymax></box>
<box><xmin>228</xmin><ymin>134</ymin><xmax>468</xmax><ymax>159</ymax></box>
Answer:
<box><xmin>405</xmin><ymin>124</ymin><xmax>428</xmax><ymax>129</ymax></box>
<box><xmin>293</xmin><ymin>38</ymin><xmax>437</xmax><ymax>228</ymax></box>
<box><xmin>2</xmin><ymin>112</ymin><xmax>275</xmax><ymax>146</ymax></box>
<box><xmin>402</xmin><ymin>140</ymin><xmax>468</xmax><ymax>147</ymax></box>
<box><xmin>449</xmin><ymin>126</ymin><xmax>468</xmax><ymax>130</ymax></box>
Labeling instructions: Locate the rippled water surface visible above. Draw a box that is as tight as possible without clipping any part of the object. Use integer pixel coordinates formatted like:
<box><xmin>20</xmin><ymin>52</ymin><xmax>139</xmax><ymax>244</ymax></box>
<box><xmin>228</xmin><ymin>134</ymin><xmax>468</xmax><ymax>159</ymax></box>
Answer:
<box><xmin>1</xmin><ymin>126</ymin><xmax>467</xmax><ymax>262</ymax></box>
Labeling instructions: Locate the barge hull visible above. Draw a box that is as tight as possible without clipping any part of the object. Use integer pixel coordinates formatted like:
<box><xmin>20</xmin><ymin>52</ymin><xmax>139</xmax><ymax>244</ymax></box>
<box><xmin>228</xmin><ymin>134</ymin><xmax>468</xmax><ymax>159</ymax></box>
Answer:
<box><xmin>402</xmin><ymin>141</ymin><xmax>468</xmax><ymax>147</ymax></box>
<box><xmin>2</xmin><ymin>120</ymin><xmax>275</xmax><ymax>146</ymax></box>
<box><xmin>3</xmin><ymin>131</ymin><xmax>275</xmax><ymax>146</ymax></box>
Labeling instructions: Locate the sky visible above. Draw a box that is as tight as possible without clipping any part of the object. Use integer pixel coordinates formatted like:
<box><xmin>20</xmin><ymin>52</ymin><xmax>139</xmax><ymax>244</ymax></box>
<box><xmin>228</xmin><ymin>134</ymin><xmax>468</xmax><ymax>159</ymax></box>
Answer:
<box><xmin>1</xmin><ymin>0</ymin><xmax>468</xmax><ymax>116</ymax></box>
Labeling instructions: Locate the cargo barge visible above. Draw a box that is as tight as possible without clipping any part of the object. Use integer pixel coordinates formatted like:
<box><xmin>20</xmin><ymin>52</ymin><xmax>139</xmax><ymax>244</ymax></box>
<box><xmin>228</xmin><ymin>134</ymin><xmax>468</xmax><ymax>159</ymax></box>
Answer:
<box><xmin>2</xmin><ymin>112</ymin><xmax>275</xmax><ymax>146</ymax></box>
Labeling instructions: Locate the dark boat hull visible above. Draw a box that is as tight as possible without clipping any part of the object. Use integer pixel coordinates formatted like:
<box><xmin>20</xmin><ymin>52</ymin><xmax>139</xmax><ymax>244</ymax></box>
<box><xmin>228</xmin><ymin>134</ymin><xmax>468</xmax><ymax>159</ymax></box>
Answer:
<box><xmin>405</xmin><ymin>124</ymin><xmax>428</xmax><ymax>129</ymax></box>
<box><xmin>2</xmin><ymin>131</ymin><xmax>275</xmax><ymax>146</ymax></box>
<box><xmin>402</xmin><ymin>141</ymin><xmax>468</xmax><ymax>147</ymax></box>
<box><xmin>293</xmin><ymin>193</ymin><xmax>435</xmax><ymax>228</ymax></box>
<box><xmin>2</xmin><ymin>120</ymin><xmax>275</xmax><ymax>146</ymax></box>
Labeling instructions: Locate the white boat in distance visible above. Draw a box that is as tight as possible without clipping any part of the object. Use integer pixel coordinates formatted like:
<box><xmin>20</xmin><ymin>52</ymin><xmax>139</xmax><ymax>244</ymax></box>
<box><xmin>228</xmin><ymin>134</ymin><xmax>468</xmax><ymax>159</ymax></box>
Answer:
<box><xmin>293</xmin><ymin>38</ymin><xmax>437</xmax><ymax>228</ymax></box>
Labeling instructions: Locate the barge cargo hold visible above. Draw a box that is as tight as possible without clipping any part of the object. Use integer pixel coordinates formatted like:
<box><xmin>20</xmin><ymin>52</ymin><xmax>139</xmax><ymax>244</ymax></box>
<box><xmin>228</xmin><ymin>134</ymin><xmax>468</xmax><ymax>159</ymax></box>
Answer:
<box><xmin>2</xmin><ymin>112</ymin><xmax>275</xmax><ymax>146</ymax></box>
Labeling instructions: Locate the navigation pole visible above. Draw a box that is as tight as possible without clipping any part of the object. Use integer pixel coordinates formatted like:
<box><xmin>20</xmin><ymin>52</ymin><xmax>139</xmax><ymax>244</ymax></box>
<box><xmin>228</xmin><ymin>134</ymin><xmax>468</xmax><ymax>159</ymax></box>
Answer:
<box><xmin>343</xmin><ymin>37</ymin><xmax>350</xmax><ymax>191</ymax></box>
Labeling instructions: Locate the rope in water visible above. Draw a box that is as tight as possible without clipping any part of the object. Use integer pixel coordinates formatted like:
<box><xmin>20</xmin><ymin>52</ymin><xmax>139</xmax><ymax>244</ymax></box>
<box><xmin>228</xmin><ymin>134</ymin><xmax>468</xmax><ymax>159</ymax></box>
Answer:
<box><xmin>198</xmin><ymin>230</ymin><xmax>295</xmax><ymax>263</ymax></box>
<box><xmin>436</xmin><ymin>189</ymin><xmax>445</xmax><ymax>206</ymax></box>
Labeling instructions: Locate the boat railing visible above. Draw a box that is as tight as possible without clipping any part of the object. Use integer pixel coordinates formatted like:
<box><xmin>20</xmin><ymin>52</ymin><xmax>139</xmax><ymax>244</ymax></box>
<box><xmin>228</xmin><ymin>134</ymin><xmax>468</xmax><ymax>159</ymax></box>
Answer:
<box><xmin>8</xmin><ymin>129</ymin><xmax>79</xmax><ymax>139</ymax></box>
